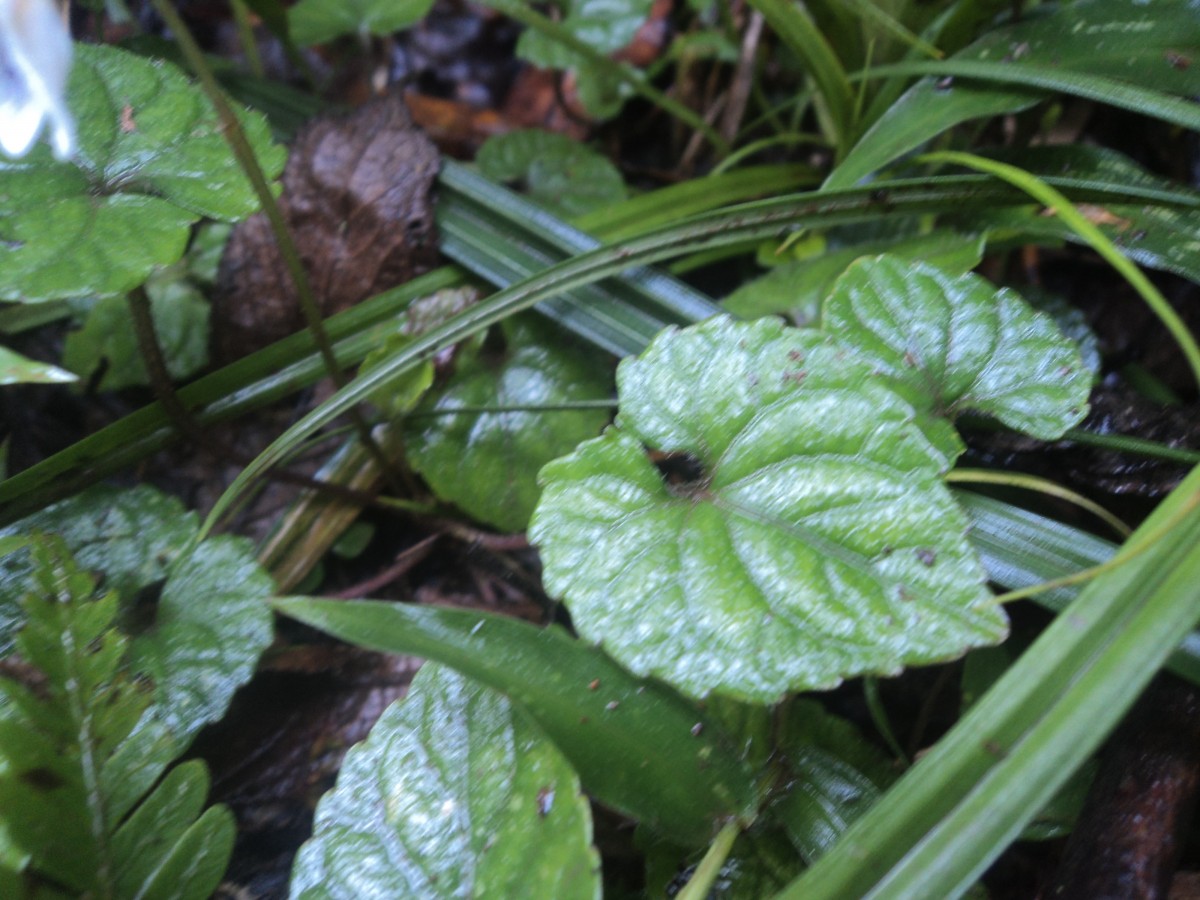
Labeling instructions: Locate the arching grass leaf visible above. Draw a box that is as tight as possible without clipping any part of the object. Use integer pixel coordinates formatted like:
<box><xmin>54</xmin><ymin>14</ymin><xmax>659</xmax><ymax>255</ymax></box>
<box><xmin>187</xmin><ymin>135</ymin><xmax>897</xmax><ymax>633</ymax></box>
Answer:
<box><xmin>828</xmin><ymin>0</ymin><xmax>1200</xmax><ymax>188</ymax></box>
<box><xmin>531</xmin><ymin>316</ymin><xmax>1007</xmax><ymax>702</ymax></box>
<box><xmin>0</xmin><ymin>44</ymin><xmax>285</xmax><ymax>301</ymax></box>
<box><xmin>823</xmin><ymin>256</ymin><xmax>1091</xmax><ymax>439</ymax></box>
<box><xmin>274</xmin><ymin>597</ymin><xmax>757</xmax><ymax>845</ymax></box>
<box><xmin>290</xmin><ymin>663</ymin><xmax>600</xmax><ymax>899</ymax></box>
<box><xmin>949</xmin><ymin>145</ymin><xmax>1200</xmax><ymax>286</ymax></box>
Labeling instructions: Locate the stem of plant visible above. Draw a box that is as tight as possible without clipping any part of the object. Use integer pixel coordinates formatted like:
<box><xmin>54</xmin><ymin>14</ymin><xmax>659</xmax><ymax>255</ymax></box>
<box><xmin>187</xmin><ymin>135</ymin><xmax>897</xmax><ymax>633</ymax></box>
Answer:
<box><xmin>945</xmin><ymin>468</ymin><xmax>1130</xmax><ymax>538</ymax></box>
<box><xmin>675</xmin><ymin>819</ymin><xmax>741</xmax><ymax>900</ymax></box>
<box><xmin>147</xmin><ymin>0</ymin><xmax>407</xmax><ymax>494</ymax></box>
<box><xmin>126</xmin><ymin>287</ymin><xmax>386</xmax><ymax>514</ymax></box>
<box><xmin>993</xmin><ymin>484</ymin><xmax>1200</xmax><ymax>604</ymax></box>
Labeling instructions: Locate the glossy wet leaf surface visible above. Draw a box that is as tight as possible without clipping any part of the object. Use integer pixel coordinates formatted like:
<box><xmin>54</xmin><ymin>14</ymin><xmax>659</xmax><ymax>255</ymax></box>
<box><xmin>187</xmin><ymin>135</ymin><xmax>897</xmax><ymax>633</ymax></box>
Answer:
<box><xmin>0</xmin><ymin>485</ymin><xmax>273</xmax><ymax>745</ymax></box>
<box><xmin>828</xmin><ymin>0</ymin><xmax>1200</xmax><ymax>187</ymax></box>
<box><xmin>290</xmin><ymin>663</ymin><xmax>599</xmax><ymax>899</ymax></box>
<box><xmin>404</xmin><ymin>317</ymin><xmax>612</xmax><ymax>532</ymax></box>
<box><xmin>0</xmin><ymin>44</ymin><xmax>284</xmax><ymax>302</ymax></box>
<box><xmin>772</xmin><ymin>700</ymin><xmax>896</xmax><ymax>863</ymax></box>
<box><xmin>724</xmin><ymin>231</ymin><xmax>984</xmax><ymax>323</ymax></box>
<box><xmin>0</xmin><ymin>485</ymin><xmax>197</xmax><ymax>653</ymax></box>
<box><xmin>531</xmin><ymin>316</ymin><xmax>1008</xmax><ymax>702</ymax></box>
<box><xmin>274</xmin><ymin>597</ymin><xmax>757</xmax><ymax>845</ymax></box>
<box><xmin>131</xmin><ymin>536</ymin><xmax>275</xmax><ymax>743</ymax></box>
<box><xmin>823</xmin><ymin>256</ymin><xmax>1091</xmax><ymax>439</ymax></box>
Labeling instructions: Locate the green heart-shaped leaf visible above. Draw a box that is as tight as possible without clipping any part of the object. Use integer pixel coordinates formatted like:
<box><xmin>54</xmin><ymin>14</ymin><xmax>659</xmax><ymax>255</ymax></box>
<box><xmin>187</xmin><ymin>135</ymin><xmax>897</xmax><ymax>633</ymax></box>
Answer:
<box><xmin>0</xmin><ymin>44</ymin><xmax>284</xmax><ymax>301</ymax></box>
<box><xmin>531</xmin><ymin>317</ymin><xmax>1007</xmax><ymax>702</ymax></box>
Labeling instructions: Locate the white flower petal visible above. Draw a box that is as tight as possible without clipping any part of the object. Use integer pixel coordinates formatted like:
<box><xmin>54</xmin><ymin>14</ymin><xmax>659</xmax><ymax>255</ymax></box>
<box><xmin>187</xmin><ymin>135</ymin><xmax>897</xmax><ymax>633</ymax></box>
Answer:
<box><xmin>0</xmin><ymin>0</ymin><xmax>75</xmax><ymax>160</ymax></box>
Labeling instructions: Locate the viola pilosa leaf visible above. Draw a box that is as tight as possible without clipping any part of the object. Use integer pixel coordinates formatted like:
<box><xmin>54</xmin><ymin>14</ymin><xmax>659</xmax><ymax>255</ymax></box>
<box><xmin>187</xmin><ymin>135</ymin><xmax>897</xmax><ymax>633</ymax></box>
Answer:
<box><xmin>824</xmin><ymin>256</ymin><xmax>1091</xmax><ymax>440</ymax></box>
<box><xmin>0</xmin><ymin>44</ymin><xmax>284</xmax><ymax>301</ymax></box>
<box><xmin>531</xmin><ymin>315</ymin><xmax>1007</xmax><ymax>702</ymax></box>
<box><xmin>405</xmin><ymin>317</ymin><xmax>612</xmax><ymax>532</ymax></box>
<box><xmin>291</xmin><ymin>663</ymin><xmax>600</xmax><ymax>899</ymax></box>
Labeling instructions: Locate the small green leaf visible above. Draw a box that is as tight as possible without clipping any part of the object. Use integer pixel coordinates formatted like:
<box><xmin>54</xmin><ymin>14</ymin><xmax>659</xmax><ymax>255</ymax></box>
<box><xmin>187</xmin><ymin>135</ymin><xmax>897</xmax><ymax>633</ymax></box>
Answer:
<box><xmin>291</xmin><ymin>663</ymin><xmax>600</xmax><ymax>899</ymax></box>
<box><xmin>0</xmin><ymin>486</ymin><xmax>273</xmax><ymax>746</ymax></box>
<box><xmin>273</xmin><ymin>597</ymin><xmax>757</xmax><ymax>845</ymax></box>
<box><xmin>477</xmin><ymin>130</ymin><xmax>627</xmax><ymax>219</ymax></box>
<box><xmin>62</xmin><ymin>276</ymin><xmax>209</xmax><ymax>391</ymax></box>
<box><xmin>822</xmin><ymin>256</ymin><xmax>1090</xmax><ymax>439</ymax></box>
<box><xmin>0</xmin><ymin>44</ymin><xmax>285</xmax><ymax>301</ymax></box>
<box><xmin>131</xmin><ymin>536</ymin><xmax>274</xmax><ymax>743</ymax></box>
<box><xmin>0</xmin><ymin>345</ymin><xmax>76</xmax><ymax>385</ymax></box>
<box><xmin>531</xmin><ymin>317</ymin><xmax>1007</xmax><ymax>702</ymax></box>
<box><xmin>771</xmin><ymin>700</ymin><xmax>895</xmax><ymax>863</ymax></box>
<box><xmin>0</xmin><ymin>485</ymin><xmax>197</xmax><ymax>654</ymax></box>
<box><xmin>289</xmin><ymin>0</ymin><xmax>436</xmax><ymax>45</ymax></box>
<box><xmin>405</xmin><ymin>317</ymin><xmax>612</xmax><ymax>532</ymax></box>
<box><xmin>361</xmin><ymin>333</ymin><xmax>435</xmax><ymax>417</ymax></box>
<box><xmin>517</xmin><ymin>0</ymin><xmax>653</xmax><ymax>67</ymax></box>
<box><xmin>724</xmin><ymin>231</ymin><xmax>985</xmax><ymax>323</ymax></box>
<box><xmin>515</xmin><ymin>0</ymin><xmax>653</xmax><ymax>117</ymax></box>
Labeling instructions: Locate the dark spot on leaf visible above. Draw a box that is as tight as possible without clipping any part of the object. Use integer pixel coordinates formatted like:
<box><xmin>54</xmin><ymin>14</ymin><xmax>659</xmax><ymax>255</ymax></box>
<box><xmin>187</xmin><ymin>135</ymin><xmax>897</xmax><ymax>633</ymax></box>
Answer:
<box><xmin>588</xmin><ymin>679</ymin><xmax>600</xmax><ymax>691</ymax></box>
<box><xmin>652</xmin><ymin>451</ymin><xmax>708</xmax><ymax>492</ymax></box>
<box><xmin>20</xmin><ymin>767</ymin><xmax>64</xmax><ymax>790</ymax></box>
<box><xmin>783</xmin><ymin>369</ymin><xmax>807</xmax><ymax>385</ymax></box>
<box><xmin>984</xmin><ymin>739</ymin><xmax>1007</xmax><ymax>758</ymax></box>
<box><xmin>537</xmin><ymin>786</ymin><xmax>555</xmax><ymax>817</ymax></box>
<box><xmin>903</xmin><ymin>351</ymin><xmax>918</xmax><ymax>367</ymax></box>
<box><xmin>1166</xmin><ymin>51</ymin><xmax>1191</xmax><ymax>70</ymax></box>
<box><xmin>916</xmin><ymin>548</ymin><xmax>936</xmax><ymax>566</ymax></box>
<box><xmin>787</xmin><ymin>349</ymin><xmax>804</xmax><ymax>362</ymax></box>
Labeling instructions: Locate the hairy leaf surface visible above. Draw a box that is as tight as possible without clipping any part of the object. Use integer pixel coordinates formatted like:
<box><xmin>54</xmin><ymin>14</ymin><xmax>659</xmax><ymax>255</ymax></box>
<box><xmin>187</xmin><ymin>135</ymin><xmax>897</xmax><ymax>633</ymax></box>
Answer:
<box><xmin>532</xmin><ymin>316</ymin><xmax>1007</xmax><ymax>701</ymax></box>
<box><xmin>823</xmin><ymin>256</ymin><xmax>1090</xmax><ymax>439</ymax></box>
<box><xmin>405</xmin><ymin>317</ymin><xmax>611</xmax><ymax>531</ymax></box>
<box><xmin>0</xmin><ymin>44</ymin><xmax>284</xmax><ymax>301</ymax></box>
<box><xmin>291</xmin><ymin>663</ymin><xmax>599</xmax><ymax>899</ymax></box>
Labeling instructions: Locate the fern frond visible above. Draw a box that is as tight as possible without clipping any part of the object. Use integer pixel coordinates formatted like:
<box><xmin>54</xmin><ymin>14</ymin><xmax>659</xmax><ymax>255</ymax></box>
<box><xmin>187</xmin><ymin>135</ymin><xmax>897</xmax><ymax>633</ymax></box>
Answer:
<box><xmin>0</xmin><ymin>535</ymin><xmax>233</xmax><ymax>899</ymax></box>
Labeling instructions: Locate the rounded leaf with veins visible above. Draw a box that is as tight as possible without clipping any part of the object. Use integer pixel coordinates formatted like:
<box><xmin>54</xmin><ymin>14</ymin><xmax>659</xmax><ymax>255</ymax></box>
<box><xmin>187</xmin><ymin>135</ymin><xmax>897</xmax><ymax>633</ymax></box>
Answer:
<box><xmin>823</xmin><ymin>256</ymin><xmax>1090</xmax><ymax>439</ymax></box>
<box><xmin>531</xmin><ymin>316</ymin><xmax>1007</xmax><ymax>702</ymax></box>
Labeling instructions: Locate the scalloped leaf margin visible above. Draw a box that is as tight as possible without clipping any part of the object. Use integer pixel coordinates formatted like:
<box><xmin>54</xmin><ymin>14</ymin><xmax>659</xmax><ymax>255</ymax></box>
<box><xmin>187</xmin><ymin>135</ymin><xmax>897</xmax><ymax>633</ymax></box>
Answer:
<box><xmin>290</xmin><ymin>663</ymin><xmax>600</xmax><ymax>899</ymax></box>
<box><xmin>531</xmin><ymin>260</ymin><xmax>1088</xmax><ymax>701</ymax></box>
